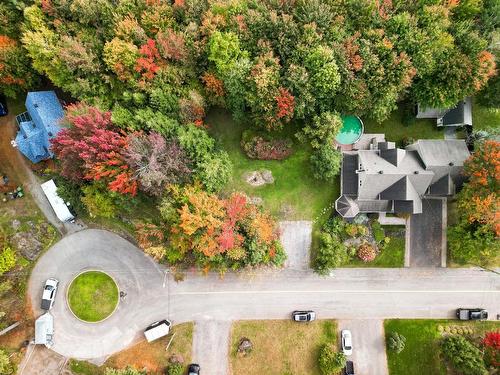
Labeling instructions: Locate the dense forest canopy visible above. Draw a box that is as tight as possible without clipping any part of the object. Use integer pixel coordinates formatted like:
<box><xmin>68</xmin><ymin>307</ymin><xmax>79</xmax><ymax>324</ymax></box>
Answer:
<box><xmin>0</xmin><ymin>0</ymin><xmax>497</xmax><ymax>128</ymax></box>
<box><xmin>0</xmin><ymin>0</ymin><xmax>499</xmax><ymax>270</ymax></box>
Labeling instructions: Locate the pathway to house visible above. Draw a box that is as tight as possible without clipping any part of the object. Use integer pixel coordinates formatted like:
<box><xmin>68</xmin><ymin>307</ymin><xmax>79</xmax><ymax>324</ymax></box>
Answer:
<box><xmin>338</xmin><ymin>319</ymin><xmax>389</xmax><ymax>375</ymax></box>
<box><xmin>409</xmin><ymin>198</ymin><xmax>447</xmax><ymax>267</ymax></box>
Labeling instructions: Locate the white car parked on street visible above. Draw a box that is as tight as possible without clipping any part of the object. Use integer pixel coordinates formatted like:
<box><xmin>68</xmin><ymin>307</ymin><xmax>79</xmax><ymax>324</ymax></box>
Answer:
<box><xmin>341</xmin><ymin>329</ymin><xmax>353</xmax><ymax>356</ymax></box>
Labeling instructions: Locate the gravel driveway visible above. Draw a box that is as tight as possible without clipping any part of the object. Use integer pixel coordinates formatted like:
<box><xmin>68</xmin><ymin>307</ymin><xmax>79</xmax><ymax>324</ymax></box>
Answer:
<box><xmin>192</xmin><ymin>320</ymin><xmax>231</xmax><ymax>375</ymax></box>
<box><xmin>279</xmin><ymin>220</ymin><xmax>312</xmax><ymax>270</ymax></box>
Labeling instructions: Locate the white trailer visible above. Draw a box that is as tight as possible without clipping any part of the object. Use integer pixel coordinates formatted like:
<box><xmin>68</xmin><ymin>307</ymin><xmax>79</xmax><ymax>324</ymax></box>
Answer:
<box><xmin>34</xmin><ymin>313</ymin><xmax>54</xmax><ymax>348</ymax></box>
<box><xmin>40</xmin><ymin>179</ymin><xmax>75</xmax><ymax>222</ymax></box>
<box><xmin>144</xmin><ymin>320</ymin><xmax>171</xmax><ymax>342</ymax></box>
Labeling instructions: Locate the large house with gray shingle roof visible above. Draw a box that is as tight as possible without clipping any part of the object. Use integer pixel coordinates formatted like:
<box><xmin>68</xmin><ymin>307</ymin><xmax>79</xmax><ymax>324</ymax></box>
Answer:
<box><xmin>335</xmin><ymin>139</ymin><xmax>470</xmax><ymax>218</ymax></box>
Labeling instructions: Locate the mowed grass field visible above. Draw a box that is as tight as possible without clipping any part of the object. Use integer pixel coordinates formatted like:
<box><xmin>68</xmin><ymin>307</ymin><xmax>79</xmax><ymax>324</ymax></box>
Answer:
<box><xmin>229</xmin><ymin>320</ymin><xmax>338</xmax><ymax>375</ymax></box>
<box><xmin>207</xmin><ymin>110</ymin><xmax>338</xmax><ymax>221</ymax></box>
<box><xmin>384</xmin><ymin>319</ymin><xmax>500</xmax><ymax>375</ymax></box>
<box><xmin>68</xmin><ymin>271</ymin><xmax>119</xmax><ymax>322</ymax></box>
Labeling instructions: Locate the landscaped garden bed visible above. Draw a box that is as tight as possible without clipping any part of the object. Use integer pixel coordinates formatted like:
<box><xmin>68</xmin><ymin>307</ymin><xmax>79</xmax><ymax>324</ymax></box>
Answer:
<box><xmin>230</xmin><ymin>320</ymin><xmax>339</xmax><ymax>375</ymax></box>
<box><xmin>384</xmin><ymin>319</ymin><xmax>500</xmax><ymax>375</ymax></box>
<box><xmin>67</xmin><ymin>271</ymin><xmax>119</xmax><ymax>323</ymax></box>
<box><xmin>314</xmin><ymin>216</ymin><xmax>405</xmax><ymax>273</ymax></box>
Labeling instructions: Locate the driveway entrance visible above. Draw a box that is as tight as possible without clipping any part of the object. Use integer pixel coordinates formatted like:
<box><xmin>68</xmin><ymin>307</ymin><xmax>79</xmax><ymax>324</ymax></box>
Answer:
<box><xmin>409</xmin><ymin>198</ymin><xmax>446</xmax><ymax>267</ymax></box>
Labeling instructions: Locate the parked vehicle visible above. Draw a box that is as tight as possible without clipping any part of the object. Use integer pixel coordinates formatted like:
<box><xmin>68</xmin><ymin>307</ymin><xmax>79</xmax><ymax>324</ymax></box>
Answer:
<box><xmin>188</xmin><ymin>363</ymin><xmax>201</xmax><ymax>375</ymax></box>
<box><xmin>0</xmin><ymin>95</ymin><xmax>7</xmax><ymax>116</ymax></box>
<box><xmin>144</xmin><ymin>319</ymin><xmax>171</xmax><ymax>342</ymax></box>
<box><xmin>456</xmin><ymin>308</ymin><xmax>488</xmax><ymax>321</ymax></box>
<box><xmin>291</xmin><ymin>310</ymin><xmax>316</xmax><ymax>322</ymax></box>
<box><xmin>341</xmin><ymin>330</ymin><xmax>353</xmax><ymax>355</ymax></box>
<box><xmin>41</xmin><ymin>278</ymin><xmax>59</xmax><ymax>310</ymax></box>
<box><xmin>343</xmin><ymin>360</ymin><xmax>355</xmax><ymax>375</ymax></box>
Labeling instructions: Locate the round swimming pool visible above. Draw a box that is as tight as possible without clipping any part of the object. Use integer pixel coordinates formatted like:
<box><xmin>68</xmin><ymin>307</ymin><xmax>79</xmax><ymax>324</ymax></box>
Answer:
<box><xmin>335</xmin><ymin>115</ymin><xmax>364</xmax><ymax>145</ymax></box>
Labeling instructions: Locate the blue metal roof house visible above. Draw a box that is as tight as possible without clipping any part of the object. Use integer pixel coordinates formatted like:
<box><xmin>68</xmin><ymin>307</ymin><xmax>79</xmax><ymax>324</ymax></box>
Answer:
<box><xmin>15</xmin><ymin>91</ymin><xmax>64</xmax><ymax>163</ymax></box>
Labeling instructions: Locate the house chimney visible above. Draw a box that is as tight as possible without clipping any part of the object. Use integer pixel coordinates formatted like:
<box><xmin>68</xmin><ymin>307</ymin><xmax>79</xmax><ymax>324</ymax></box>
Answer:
<box><xmin>448</xmin><ymin>162</ymin><xmax>454</xmax><ymax>166</ymax></box>
<box><xmin>414</xmin><ymin>171</ymin><xmax>419</xmax><ymax>174</ymax></box>
<box><xmin>378</xmin><ymin>170</ymin><xmax>384</xmax><ymax>174</ymax></box>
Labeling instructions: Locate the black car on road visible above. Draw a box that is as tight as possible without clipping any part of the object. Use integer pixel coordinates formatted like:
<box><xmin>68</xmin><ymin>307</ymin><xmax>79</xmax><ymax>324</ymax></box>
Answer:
<box><xmin>188</xmin><ymin>363</ymin><xmax>200</xmax><ymax>375</ymax></box>
<box><xmin>343</xmin><ymin>361</ymin><xmax>355</xmax><ymax>375</ymax></box>
<box><xmin>456</xmin><ymin>308</ymin><xmax>488</xmax><ymax>321</ymax></box>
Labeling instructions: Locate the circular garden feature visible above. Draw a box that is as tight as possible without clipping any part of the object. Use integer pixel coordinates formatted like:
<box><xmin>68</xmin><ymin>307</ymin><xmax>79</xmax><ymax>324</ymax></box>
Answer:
<box><xmin>67</xmin><ymin>271</ymin><xmax>119</xmax><ymax>323</ymax></box>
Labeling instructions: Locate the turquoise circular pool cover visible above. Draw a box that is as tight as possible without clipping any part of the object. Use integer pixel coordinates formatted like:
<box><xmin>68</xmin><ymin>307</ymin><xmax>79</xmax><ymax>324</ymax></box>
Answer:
<box><xmin>335</xmin><ymin>115</ymin><xmax>364</xmax><ymax>145</ymax></box>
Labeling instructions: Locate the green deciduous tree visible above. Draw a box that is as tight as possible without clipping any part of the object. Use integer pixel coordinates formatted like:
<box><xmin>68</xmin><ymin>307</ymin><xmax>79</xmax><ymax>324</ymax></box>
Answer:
<box><xmin>318</xmin><ymin>344</ymin><xmax>346</xmax><ymax>375</ymax></box>
<box><xmin>441</xmin><ymin>335</ymin><xmax>488</xmax><ymax>375</ymax></box>
<box><xmin>0</xmin><ymin>349</ymin><xmax>14</xmax><ymax>375</ymax></box>
<box><xmin>310</xmin><ymin>145</ymin><xmax>342</xmax><ymax>181</ymax></box>
<box><xmin>299</xmin><ymin>111</ymin><xmax>343</xmax><ymax>149</ymax></box>
<box><xmin>0</xmin><ymin>247</ymin><xmax>16</xmax><ymax>275</ymax></box>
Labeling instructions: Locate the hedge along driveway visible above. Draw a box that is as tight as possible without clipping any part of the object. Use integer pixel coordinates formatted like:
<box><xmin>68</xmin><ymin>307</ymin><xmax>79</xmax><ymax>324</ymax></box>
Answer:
<box><xmin>207</xmin><ymin>109</ymin><xmax>338</xmax><ymax>221</ymax></box>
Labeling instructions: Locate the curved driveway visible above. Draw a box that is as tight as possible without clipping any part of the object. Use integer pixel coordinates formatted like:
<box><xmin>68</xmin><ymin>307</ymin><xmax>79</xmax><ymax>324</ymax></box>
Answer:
<box><xmin>30</xmin><ymin>230</ymin><xmax>500</xmax><ymax>361</ymax></box>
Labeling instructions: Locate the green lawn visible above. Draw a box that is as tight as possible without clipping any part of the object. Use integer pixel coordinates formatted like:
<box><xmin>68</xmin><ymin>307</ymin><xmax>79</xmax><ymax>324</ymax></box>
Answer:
<box><xmin>347</xmin><ymin>237</ymin><xmax>405</xmax><ymax>268</ymax></box>
<box><xmin>230</xmin><ymin>320</ymin><xmax>338</xmax><ymax>375</ymax></box>
<box><xmin>364</xmin><ymin>108</ymin><xmax>443</xmax><ymax>145</ymax></box>
<box><xmin>68</xmin><ymin>271</ymin><xmax>119</xmax><ymax>322</ymax></box>
<box><xmin>207</xmin><ymin>109</ymin><xmax>338</xmax><ymax>221</ymax></box>
<box><xmin>472</xmin><ymin>99</ymin><xmax>500</xmax><ymax>130</ymax></box>
<box><xmin>384</xmin><ymin>319</ymin><xmax>500</xmax><ymax>375</ymax></box>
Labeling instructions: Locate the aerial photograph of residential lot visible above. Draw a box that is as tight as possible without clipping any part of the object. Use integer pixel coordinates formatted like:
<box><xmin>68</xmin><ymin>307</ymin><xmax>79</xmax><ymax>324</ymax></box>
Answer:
<box><xmin>0</xmin><ymin>1</ymin><xmax>499</xmax><ymax>375</ymax></box>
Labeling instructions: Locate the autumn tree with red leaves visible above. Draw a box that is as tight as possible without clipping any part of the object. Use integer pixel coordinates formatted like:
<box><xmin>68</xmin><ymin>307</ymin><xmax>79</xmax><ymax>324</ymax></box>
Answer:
<box><xmin>275</xmin><ymin>87</ymin><xmax>295</xmax><ymax>122</ymax></box>
<box><xmin>483</xmin><ymin>331</ymin><xmax>500</xmax><ymax>367</ymax></box>
<box><xmin>51</xmin><ymin>103</ymin><xmax>137</xmax><ymax>195</ymax></box>
<box><xmin>135</xmin><ymin>38</ymin><xmax>161</xmax><ymax>82</ymax></box>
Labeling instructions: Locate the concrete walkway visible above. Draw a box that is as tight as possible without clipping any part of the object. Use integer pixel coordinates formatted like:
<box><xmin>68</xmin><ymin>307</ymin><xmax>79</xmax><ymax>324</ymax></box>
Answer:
<box><xmin>338</xmin><ymin>319</ymin><xmax>389</xmax><ymax>375</ymax></box>
<box><xmin>377</xmin><ymin>213</ymin><xmax>406</xmax><ymax>226</ymax></box>
<box><xmin>192</xmin><ymin>320</ymin><xmax>231</xmax><ymax>375</ymax></box>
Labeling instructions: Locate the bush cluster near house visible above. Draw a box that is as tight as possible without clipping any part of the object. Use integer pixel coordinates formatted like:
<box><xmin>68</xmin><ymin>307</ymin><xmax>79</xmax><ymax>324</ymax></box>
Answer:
<box><xmin>448</xmin><ymin>140</ymin><xmax>500</xmax><ymax>266</ymax></box>
<box><xmin>314</xmin><ymin>216</ymin><xmax>403</xmax><ymax>273</ymax></box>
<box><xmin>318</xmin><ymin>343</ymin><xmax>346</xmax><ymax>375</ymax></box>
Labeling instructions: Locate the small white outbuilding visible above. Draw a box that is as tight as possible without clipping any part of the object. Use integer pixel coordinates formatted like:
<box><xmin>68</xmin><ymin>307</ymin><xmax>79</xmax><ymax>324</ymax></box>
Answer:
<box><xmin>34</xmin><ymin>313</ymin><xmax>54</xmax><ymax>348</ymax></box>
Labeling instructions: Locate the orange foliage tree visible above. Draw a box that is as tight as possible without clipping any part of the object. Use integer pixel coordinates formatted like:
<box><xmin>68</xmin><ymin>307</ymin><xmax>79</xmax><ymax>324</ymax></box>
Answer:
<box><xmin>149</xmin><ymin>184</ymin><xmax>285</xmax><ymax>270</ymax></box>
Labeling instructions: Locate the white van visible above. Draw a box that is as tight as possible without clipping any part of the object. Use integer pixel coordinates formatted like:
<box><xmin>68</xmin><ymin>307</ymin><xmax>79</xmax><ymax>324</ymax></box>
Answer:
<box><xmin>144</xmin><ymin>319</ymin><xmax>171</xmax><ymax>342</ymax></box>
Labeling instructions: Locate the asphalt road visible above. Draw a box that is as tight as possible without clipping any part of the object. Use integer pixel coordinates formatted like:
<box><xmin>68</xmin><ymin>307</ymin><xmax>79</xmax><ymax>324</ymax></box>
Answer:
<box><xmin>29</xmin><ymin>230</ymin><xmax>500</xmax><ymax>369</ymax></box>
